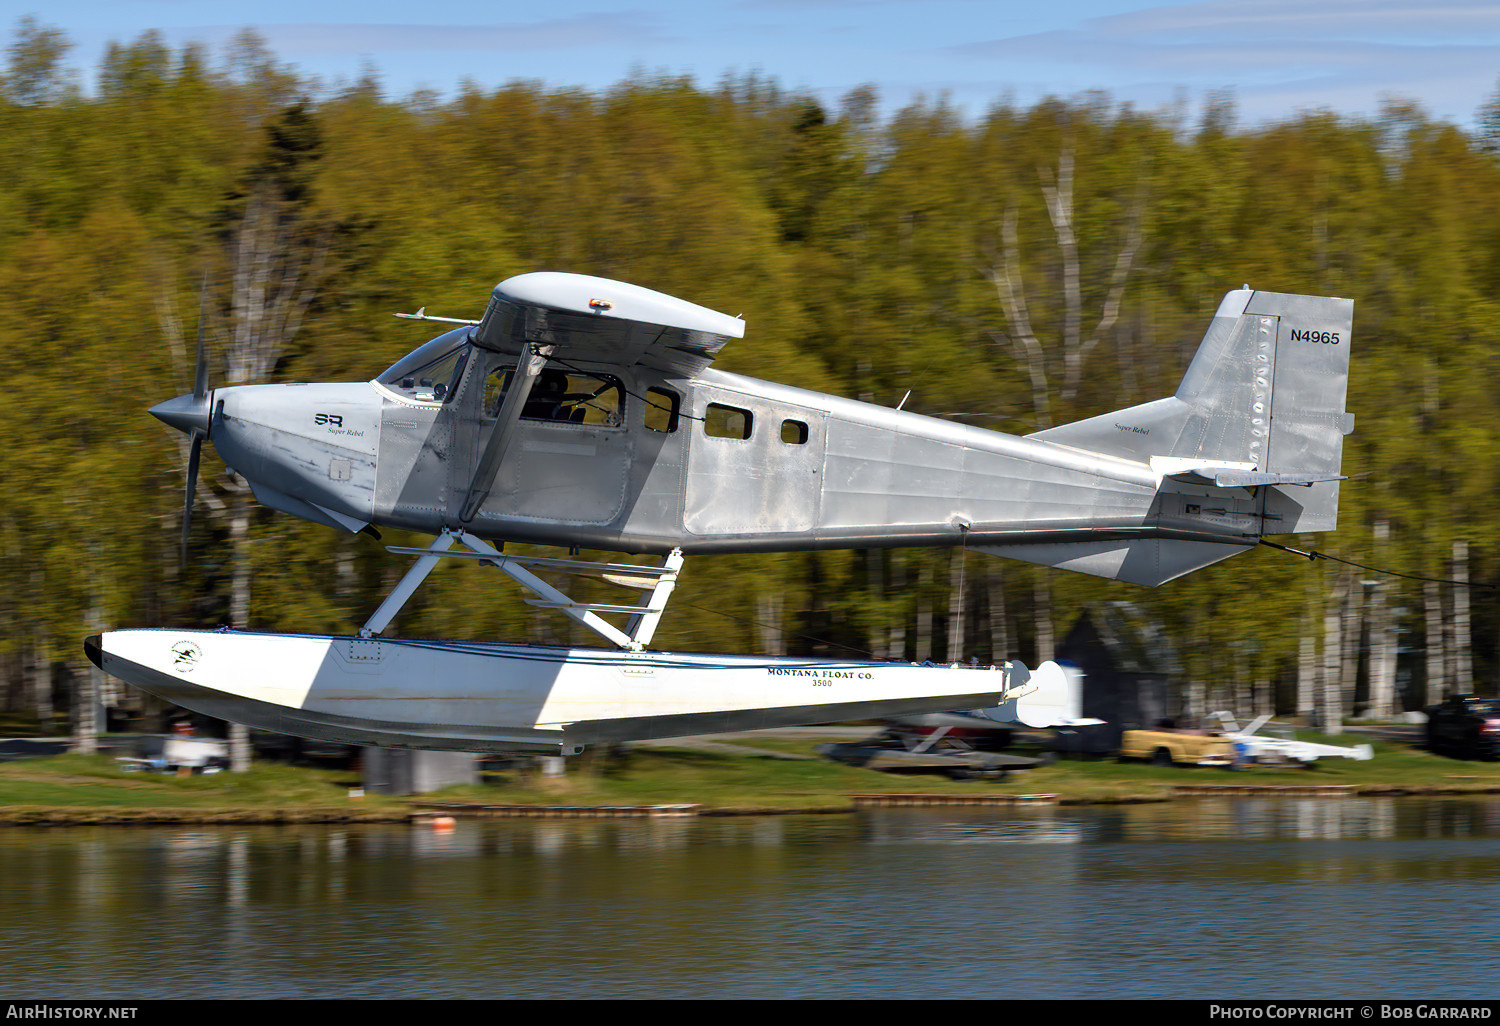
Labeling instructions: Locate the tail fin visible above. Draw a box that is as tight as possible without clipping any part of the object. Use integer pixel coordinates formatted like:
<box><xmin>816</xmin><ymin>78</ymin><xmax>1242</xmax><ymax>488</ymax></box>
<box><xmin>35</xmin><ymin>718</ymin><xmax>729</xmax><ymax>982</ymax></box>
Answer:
<box><xmin>978</xmin><ymin>661</ymin><xmax>1099</xmax><ymax>728</ymax></box>
<box><xmin>987</xmin><ymin>289</ymin><xmax>1354</xmax><ymax>585</ymax></box>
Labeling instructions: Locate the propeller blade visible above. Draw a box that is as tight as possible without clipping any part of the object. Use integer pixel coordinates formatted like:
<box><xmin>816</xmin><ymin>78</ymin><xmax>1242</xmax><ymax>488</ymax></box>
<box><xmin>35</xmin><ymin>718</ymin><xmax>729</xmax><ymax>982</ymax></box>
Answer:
<box><xmin>181</xmin><ymin>430</ymin><xmax>202</xmax><ymax>565</ymax></box>
<box><xmin>180</xmin><ymin>272</ymin><xmax>211</xmax><ymax>566</ymax></box>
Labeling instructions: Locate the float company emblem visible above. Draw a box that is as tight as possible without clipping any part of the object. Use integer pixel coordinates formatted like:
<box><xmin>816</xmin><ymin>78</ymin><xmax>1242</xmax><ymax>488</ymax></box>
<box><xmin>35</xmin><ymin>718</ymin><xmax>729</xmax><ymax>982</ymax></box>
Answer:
<box><xmin>171</xmin><ymin>641</ymin><xmax>203</xmax><ymax>671</ymax></box>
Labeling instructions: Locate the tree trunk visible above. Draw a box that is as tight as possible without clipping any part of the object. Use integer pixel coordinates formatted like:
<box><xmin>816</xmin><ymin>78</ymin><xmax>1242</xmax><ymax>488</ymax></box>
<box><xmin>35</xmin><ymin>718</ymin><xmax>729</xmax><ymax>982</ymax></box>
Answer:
<box><xmin>1032</xmin><ymin>574</ymin><xmax>1053</xmax><ymax>664</ymax></box>
<box><xmin>1322</xmin><ymin>574</ymin><xmax>1347</xmax><ymax>735</ymax></box>
<box><xmin>1367</xmin><ymin>586</ymin><xmax>1398</xmax><ymax>717</ymax></box>
<box><xmin>1453</xmin><ymin>540</ymin><xmax>1472</xmax><ymax>689</ymax></box>
<box><xmin>864</xmin><ymin>550</ymin><xmax>886</xmax><ymax>660</ymax></box>
<box><xmin>228</xmin><ymin>488</ymin><xmax>253</xmax><ymax>771</ymax></box>
<box><xmin>1366</xmin><ymin>521</ymin><xmax>1398</xmax><ymax>717</ymax></box>
<box><xmin>757</xmin><ymin>592</ymin><xmax>785</xmax><ymax>659</ymax></box>
<box><xmin>1298</xmin><ymin>632</ymin><xmax>1317</xmax><ymax>720</ymax></box>
<box><xmin>72</xmin><ymin>592</ymin><xmax>106</xmax><ymax>754</ymax></box>
<box><xmin>987</xmin><ymin>568</ymin><xmax>1009</xmax><ymax>665</ymax></box>
<box><xmin>915</xmin><ymin>561</ymin><xmax>933</xmax><ymax>662</ymax></box>
<box><xmin>982</xmin><ymin>147</ymin><xmax>1146</xmax><ymax>428</ymax></box>
<box><xmin>887</xmin><ymin>553</ymin><xmax>907</xmax><ymax>662</ymax></box>
<box><xmin>1184</xmin><ymin>679</ymin><xmax>1204</xmax><ymax>727</ymax></box>
<box><xmin>1425</xmin><ymin>577</ymin><xmax>1445</xmax><ymax>706</ymax></box>
<box><xmin>210</xmin><ymin>133</ymin><xmax>330</xmax><ymax>772</ymax></box>
<box><xmin>30</xmin><ymin>637</ymin><xmax>52</xmax><ymax>736</ymax></box>
<box><xmin>1340</xmin><ymin>572</ymin><xmax>1361</xmax><ymax>725</ymax></box>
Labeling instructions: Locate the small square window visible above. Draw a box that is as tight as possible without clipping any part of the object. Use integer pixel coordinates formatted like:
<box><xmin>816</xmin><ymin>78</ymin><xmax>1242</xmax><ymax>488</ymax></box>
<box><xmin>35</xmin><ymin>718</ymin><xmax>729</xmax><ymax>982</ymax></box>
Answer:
<box><xmin>781</xmin><ymin>419</ymin><xmax>809</xmax><ymax>444</ymax></box>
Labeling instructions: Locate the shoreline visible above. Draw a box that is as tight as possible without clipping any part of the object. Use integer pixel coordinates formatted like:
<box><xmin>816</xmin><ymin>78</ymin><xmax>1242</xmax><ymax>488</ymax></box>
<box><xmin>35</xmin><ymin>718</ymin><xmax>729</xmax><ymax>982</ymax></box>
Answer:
<box><xmin>6</xmin><ymin>727</ymin><xmax>1500</xmax><ymax>825</ymax></box>
<box><xmin>7</xmin><ymin>781</ymin><xmax>1500</xmax><ymax>826</ymax></box>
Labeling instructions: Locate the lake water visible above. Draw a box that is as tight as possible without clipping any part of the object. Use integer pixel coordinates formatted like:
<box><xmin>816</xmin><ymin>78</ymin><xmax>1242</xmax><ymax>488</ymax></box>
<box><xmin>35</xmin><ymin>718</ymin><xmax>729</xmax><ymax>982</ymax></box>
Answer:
<box><xmin>3</xmin><ymin>797</ymin><xmax>1499</xmax><ymax>1000</ymax></box>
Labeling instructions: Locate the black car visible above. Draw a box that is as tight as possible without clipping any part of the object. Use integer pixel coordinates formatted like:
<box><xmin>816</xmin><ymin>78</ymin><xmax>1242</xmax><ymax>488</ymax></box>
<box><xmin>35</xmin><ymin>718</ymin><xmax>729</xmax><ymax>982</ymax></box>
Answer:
<box><xmin>1425</xmin><ymin>694</ymin><xmax>1500</xmax><ymax>760</ymax></box>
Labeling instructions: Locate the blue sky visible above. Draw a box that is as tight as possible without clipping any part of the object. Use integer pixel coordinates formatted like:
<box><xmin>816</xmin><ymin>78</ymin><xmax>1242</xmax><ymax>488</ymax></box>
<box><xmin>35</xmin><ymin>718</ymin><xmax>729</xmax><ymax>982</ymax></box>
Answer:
<box><xmin>12</xmin><ymin>0</ymin><xmax>1500</xmax><ymax>127</ymax></box>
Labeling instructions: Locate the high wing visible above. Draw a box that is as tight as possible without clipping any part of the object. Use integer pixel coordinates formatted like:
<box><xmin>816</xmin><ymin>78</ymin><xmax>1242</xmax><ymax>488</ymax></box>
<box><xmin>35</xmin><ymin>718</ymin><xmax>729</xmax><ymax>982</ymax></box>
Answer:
<box><xmin>458</xmin><ymin>273</ymin><xmax>744</xmax><ymax>521</ymax></box>
<box><xmin>470</xmin><ymin>272</ymin><xmax>745</xmax><ymax>376</ymax></box>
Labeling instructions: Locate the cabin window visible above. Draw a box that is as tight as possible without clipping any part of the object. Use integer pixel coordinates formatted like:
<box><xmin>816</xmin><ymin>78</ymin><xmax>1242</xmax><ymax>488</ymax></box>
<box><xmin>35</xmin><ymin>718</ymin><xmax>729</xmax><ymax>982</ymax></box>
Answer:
<box><xmin>704</xmin><ymin>402</ymin><xmax>753</xmax><ymax>440</ymax></box>
<box><xmin>484</xmin><ymin>365</ymin><xmax>625</xmax><ymax>427</ymax></box>
<box><xmin>780</xmin><ymin>419</ymin><xmax>809</xmax><ymax>444</ymax></box>
<box><xmin>644</xmin><ymin>387</ymin><xmax>681</xmax><ymax>433</ymax></box>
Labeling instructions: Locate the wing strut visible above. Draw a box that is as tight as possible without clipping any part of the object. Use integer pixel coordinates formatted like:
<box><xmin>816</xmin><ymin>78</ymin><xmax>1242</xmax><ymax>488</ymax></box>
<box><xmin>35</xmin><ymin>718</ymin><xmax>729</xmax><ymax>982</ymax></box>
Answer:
<box><xmin>360</xmin><ymin>530</ymin><xmax>684</xmax><ymax>651</ymax></box>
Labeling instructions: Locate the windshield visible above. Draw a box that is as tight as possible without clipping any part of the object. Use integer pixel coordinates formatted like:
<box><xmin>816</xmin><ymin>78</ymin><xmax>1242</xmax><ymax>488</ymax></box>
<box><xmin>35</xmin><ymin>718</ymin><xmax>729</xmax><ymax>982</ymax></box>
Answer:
<box><xmin>378</xmin><ymin>329</ymin><xmax>471</xmax><ymax>402</ymax></box>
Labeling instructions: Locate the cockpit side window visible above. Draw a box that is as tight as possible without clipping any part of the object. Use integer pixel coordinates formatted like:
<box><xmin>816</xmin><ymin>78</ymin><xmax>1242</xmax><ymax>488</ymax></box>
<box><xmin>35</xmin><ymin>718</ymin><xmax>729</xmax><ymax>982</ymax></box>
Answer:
<box><xmin>484</xmin><ymin>365</ymin><xmax>625</xmax><ymax>427</ymax></box>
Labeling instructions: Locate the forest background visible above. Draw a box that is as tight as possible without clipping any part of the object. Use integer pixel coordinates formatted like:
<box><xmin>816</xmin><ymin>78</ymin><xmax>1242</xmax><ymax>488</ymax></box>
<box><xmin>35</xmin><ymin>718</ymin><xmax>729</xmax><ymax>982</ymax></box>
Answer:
<box><xmin>5</xmin><ymin>17</ymin><xmax>1500</xmax><ymax>737</ymax></box>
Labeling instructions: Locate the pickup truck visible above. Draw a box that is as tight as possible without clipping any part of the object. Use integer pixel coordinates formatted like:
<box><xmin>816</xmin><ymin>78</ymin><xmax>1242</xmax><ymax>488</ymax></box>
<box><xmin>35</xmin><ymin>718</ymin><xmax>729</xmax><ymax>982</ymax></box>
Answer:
<box><xmin>1119</xmin><ymin>729</ymin><xmax>1237</xmax><ymax>767</ymax></box>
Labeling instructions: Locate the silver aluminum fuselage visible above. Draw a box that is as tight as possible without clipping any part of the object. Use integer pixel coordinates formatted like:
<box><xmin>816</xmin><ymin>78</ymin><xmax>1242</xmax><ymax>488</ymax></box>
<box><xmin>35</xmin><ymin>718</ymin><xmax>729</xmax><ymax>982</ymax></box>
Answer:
<box><xmin>204</xmin><ymin>348</ymin><xmax>1253</xmax><ymax>557</ymax></box>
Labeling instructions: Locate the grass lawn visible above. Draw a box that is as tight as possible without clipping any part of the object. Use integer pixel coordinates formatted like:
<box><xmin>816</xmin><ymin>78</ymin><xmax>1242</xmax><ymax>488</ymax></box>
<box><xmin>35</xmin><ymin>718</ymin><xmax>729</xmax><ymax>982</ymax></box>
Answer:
<box><xmin>3</xmin><ymin>726</ymin><xmax>1499</xmax><ymax>822</ymax></box>
<box><xmin>0</xmin><ymin>744</ymin><xmax>1054</xmax><ymax>818</ymax></box>
<box><xmin>0</xmin><ymin>753</ymin><xmax>403</xmax><ymax>822</ymax></box>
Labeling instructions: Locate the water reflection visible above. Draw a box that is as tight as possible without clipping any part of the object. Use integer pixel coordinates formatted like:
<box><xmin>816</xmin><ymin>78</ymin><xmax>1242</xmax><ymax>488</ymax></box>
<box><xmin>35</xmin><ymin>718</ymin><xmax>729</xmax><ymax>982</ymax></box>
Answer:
<box><xmin>861</xmin><ymin>795</ymin><xmax>1500</xmax><ymax>844</ymax></box>
<box><xmin>4</xmin><ymin>798</ymin><xmax>1500</xmax><ymax>999</ymax></box>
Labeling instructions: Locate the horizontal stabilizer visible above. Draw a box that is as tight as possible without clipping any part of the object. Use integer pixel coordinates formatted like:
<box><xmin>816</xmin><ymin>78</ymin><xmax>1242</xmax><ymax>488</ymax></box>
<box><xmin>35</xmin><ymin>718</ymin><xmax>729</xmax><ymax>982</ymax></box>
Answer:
<box><xmin>1198</xmin><ymin>470</ymin><xmax>1346</xmax><ymax>489</ymax></box>
<box><xmin>1152</xmin><ymin>456</ymin><xmax>1348</xmax><ymax>489</ymax></box>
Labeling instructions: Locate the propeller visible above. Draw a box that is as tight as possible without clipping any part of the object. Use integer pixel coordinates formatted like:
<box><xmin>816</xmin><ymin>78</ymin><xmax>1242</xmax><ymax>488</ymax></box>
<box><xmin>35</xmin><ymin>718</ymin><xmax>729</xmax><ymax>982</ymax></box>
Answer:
<box><xmin>150</xmin><ymin>277</ymin><xmax>213</xmax><ymax>564</ymax></box>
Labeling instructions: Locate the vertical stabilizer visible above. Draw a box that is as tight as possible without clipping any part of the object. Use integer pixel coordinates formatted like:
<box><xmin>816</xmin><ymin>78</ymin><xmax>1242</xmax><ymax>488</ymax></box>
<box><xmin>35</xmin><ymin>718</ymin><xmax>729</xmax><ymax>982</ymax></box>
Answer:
<box><xmin>1029</xmin><ymin>288</ymin><xmax>1354</xmax><ymax>534</ymax></box>
<box><xmin>983</xmin><ymin>288</ymin><xmax>1354</xmax><ymax>585</ymax></box>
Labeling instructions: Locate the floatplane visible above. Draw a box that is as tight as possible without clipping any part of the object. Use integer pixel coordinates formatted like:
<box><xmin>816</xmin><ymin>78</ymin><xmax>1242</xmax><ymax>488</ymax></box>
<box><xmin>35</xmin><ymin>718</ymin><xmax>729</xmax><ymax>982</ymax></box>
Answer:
<box><xmin>86</xmin><ymin>273</ymin><xmax>1353</xmax><ymax>756</ymax></box>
